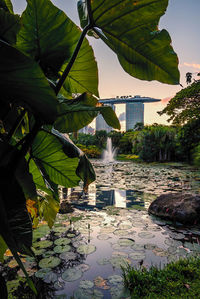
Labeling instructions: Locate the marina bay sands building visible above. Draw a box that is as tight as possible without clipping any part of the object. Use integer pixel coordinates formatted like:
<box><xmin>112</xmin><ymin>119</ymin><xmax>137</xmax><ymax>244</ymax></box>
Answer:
<box><xmin>96</xmin><ymin>95</ymin><xmax>161</xmax><ymax>131</ymax></box>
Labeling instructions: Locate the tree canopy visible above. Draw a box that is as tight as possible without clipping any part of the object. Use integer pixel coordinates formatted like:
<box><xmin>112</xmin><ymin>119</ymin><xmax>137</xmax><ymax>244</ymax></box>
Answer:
<box><xmin>158</xmin><ymin>80</ymin><xmax>200</xmax><ymax>125</ymax></box>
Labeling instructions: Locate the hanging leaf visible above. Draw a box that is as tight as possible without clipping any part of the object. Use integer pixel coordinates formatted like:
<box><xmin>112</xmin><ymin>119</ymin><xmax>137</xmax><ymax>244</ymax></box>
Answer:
<box><xmin>78</xmin><ymin>0</ymin><xmax>180</xmax><ymax>85</ymax></box>
<box><xmin>17</xmin><ymin>0</ymin><xmax>99</xmax><ymax>97</ymax></box>
<box><xmin>31</xmin><ymin>130</ymin><xmax>80</xmax><ymax>188</ymax></box>
<box><xmin>55</xmin><ymin>93</ymin><xmax>120</xmax><ymax>132</ymax></box>
<box><xmin>38</xmin><ymin>196</ymin><xmax>60</xmax><ymax>228</ymax></box>
<box><xmin>0</xmin><ymin>41</ymin><xmax>58</xmax><ymax>124</ymax></box>
<box><xmin>51</xmin><ymin>129</ymin><xmax>96</xmax><ymax>187</ymax></box>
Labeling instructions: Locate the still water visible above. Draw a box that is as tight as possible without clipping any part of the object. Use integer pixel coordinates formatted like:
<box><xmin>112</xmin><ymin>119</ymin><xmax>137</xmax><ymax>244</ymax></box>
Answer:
<box><xmin>5</xmin><ymin>161</ymin><xmax>200</xmax><ymax>298</ymax></box>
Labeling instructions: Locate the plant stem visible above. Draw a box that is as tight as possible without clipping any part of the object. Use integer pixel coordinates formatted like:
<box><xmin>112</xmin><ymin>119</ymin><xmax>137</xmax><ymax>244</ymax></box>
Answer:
<box><xmin>55</xmin><ymin>24</ymin><xmax>91</xmax><ymax>95</ymax></box>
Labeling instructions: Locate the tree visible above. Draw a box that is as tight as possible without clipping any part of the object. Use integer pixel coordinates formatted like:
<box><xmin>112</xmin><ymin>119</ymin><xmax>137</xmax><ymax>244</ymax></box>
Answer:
<box><xmin>0</xmin><ymin>0</ymin><xmax>179</xmax><ymax>295</ymax></box>
<box><xmin>158</xmin><ymin>80</ymin><xmax>200</xmax><ymax>125</ymax></box>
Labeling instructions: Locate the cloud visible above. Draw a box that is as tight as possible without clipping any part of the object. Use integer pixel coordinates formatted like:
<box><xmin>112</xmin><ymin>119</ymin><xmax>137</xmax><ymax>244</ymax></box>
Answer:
<box><xmin>183</xmin><ymin>62</ymin><xmax>200</xmax><ymax>70</ymax></box>
<box><xmin>161</xmin><ymin>97</ymin><xmax>172</xmax><ymax>104</ymax></box>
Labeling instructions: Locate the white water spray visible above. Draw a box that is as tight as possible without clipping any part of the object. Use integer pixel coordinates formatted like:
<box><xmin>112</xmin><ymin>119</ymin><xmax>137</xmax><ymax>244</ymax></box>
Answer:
<box><xmin>102</xmin><ymin>137</ymin><xmax>116</xmax><ymax>163</ymax></box>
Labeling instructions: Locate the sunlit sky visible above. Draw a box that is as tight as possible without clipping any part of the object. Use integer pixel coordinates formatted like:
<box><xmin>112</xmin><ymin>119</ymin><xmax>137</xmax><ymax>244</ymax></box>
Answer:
<box><xmin>13</xmin><ymin>0</ymin><xmax>200</xmax><ymax>126</ymax></box>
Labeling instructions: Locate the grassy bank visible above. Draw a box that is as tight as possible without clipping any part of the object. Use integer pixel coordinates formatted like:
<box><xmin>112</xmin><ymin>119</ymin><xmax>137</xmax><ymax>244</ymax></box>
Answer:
<box><xmin>122</xmin><ymin>257</ymin><xmax>200</xmax><ymax>298</ymax></box>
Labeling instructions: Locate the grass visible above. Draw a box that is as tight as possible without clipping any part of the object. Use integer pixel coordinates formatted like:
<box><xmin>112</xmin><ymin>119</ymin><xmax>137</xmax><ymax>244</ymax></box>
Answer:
<box><xmin>122</xmin><ymin>257</ymin><xmax>200</xmax><ymax>298</ymax></box>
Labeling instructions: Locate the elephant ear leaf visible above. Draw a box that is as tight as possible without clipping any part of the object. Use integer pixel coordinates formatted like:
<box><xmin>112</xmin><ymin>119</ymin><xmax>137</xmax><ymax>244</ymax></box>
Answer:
<box><xmin>0</xmin><ymin>40</ymin><xmax>58</xmax><ymax>124</ymax></box>
<box><xmin>52</xmin><ymin>129</ymin><xmax>96</xmax><ymax>188</ymax></box>
<box><xmin>0</xmin><ymin>8</ymin><xmax>20</xmax><ymax>44</ymax></box>
<box><xmin>55</xmin><ymin>92</ymin><xmax>120</xmax><ymax>133</ymax></box>
<box><xmin>17</xmin><ymin>0</ymin><xmax>99</xmax><ymax>98</ymax></box>
<box><xmin>78</xmin><ymin>0</ymin><xmax>180</xmax><ymax>85</ymax></box>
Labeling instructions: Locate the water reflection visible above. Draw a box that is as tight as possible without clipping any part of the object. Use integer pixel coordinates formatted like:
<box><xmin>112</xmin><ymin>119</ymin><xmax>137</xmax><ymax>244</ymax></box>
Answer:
<box><xmin>67</xmin><ymin>182</ymin><xmax>151</xmax><ymax>210</ymax></box>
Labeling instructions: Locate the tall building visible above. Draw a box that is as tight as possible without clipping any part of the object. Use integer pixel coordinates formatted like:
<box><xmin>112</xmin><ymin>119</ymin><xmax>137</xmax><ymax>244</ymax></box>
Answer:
<box><xmin>126</xmin><ymin>102</ymin><xmax>144</xmax><ymax>131</ymax></box>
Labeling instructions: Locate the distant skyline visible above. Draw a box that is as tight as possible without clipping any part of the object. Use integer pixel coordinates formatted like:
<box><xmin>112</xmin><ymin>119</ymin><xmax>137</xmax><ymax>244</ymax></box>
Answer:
<box><xmin>13</xmin><ymin>0</ymin><xmax>200</xmax><ymax>125</ymax></box>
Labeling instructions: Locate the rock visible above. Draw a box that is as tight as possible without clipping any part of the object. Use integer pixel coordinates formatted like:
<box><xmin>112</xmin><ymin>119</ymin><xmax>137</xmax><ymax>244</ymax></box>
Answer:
<box><xmin>148</xmin><ymin>193</ymin><xmax>200</xmax><ymax>225</ymax></box>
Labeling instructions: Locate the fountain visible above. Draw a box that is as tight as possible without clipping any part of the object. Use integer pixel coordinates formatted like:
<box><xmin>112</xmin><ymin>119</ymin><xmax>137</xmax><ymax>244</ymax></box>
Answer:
<box><xmin>102</xmin><ymin>137</ymin><xmax>116</xmax><ymax>163</ymax></box>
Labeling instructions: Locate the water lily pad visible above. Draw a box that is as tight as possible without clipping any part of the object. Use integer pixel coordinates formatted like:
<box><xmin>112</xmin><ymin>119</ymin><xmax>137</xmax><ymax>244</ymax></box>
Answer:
<box><xmin>60</xmin><ymin>251</ymin><xmax>77</xmax><ymax>261</ymax></box>
<box><xmin>67</xmin><ymin>233</ymin><xmax>76</xmax><ymax>238</ymax></box>
<box><xmin>117</xmin><ymin>238</ymin><xmax>135</xmax><ymax>247</ymax></box>
<box><xmin>118</xmin><ymin>224</ymin><xmax>132</xmax><ymax>230</ymax></box>
<box><xmin>33</xmin><ymin>225</ymin><xmax>50</xmax><ymax>241</ymax></box>
<box><xmin>62</xmin><ymin>268</ymin><xmax>83</xmax><ymax>282</ymax></box>
<box><xmin>74</xmin><ymin>288</ymin><xmax>103</xmax><ymax>299</ymax></box>
<box><xmin>79</xmin><ymin>280</ymin><xmax>94</xmax><ymax>289</ymax></box>
<box><xmin>97</xmin><ymin>258</ymin><xmax>110</xmax><ymax>265</ymax></box>
<box><xmin>100</xmin><ymin>227</ymin><xmax>115</xmax><ymax>234</ymax></box>
<box><xmin>35</xmin><ymin>268</ymin><xmax>51</xmax><ymax>278</ymax></box>
<box><xmin>138</xmin><ymin>232</ymin><xmax>155</xmax><ymax>239</ymax></box>
<box><xmin>144</xmin><ymin>244</ymin><xmax>157</xmax><ymax>250</ymax></box>
<box><xmin>131</xmin><ymin>244</ymin><xmax>145</xmax><ymax>251</ymax></box>
<box><xmin>113</xmin><ymin>229</ymin><xmax>129</xmax><ymax>236</ymax></box>
<box><xmin>77</xmin><ymin>244</ymin><xmax>96</xmax><ymax>255</ymax></box>
<box><xmin>108</xmin><ymin>275</ymin><xmax>123</xmax><ymax>285</ymax></box>
<box><xmin>32</xmin><ymin>248</ymin><xmax>45</xmax><ymax>256</ymax></box>
<box><xmin>53</xmin><ymin>227</ymin><xmax>67</xmax><ymax>233</ymax></box>
<box><xmin>44</xmin><ymin>271</ymin><xmax>57</xmax><ymax>283</ymax></box>
<box><xmin>39</xmin><ymin>257</ymin><xmax>61</xmax><ymax>268</ymax></box>
<box><xmin>53</xmin><ymin>245</ymin><xmax>71</xmax><ymax>253</ymax></box>
<box><xmin>97</xmin><ymin>234</ymin><xmax>110</xmax><ymax>240</ymax></box>
<box><xmin>110</xmin><ymin>285</ymin><xmax>130</xmax><ymax>299</ymax></box>
<box><xmin>42</xmin><ymin>250</ymin><xmax>55</xmax><ymax>258</ymax></box>
<box><xmin>112</xmin><ymin>251</ymin><xmax>129</xmax><ymax>258</ymax></box>
<box><xmin>33</xmin><ymin>240</ymin><xmax>53</xmax><ymax>249</ymax></box>
<box><xmin>129</xmin><ymin>251</ymin><xmax>146</xmax><ymax>260</ymax></box>
<box><xmin>169</xmin><ymin>232</ymin><xmax>185</xmax><ymax>240</ymax></box>
<box><xmin>152</xmin><ymin>247</ymin><xmax>168</xmax><ymax>257</ymax></box>
<box><xmin>54</xmin><ymin>238</ymin><xmax>71</xmax><ymax>246</ymax></box>
<box><xmin>76</xmin><ymin>264</ymin><xmax>90</xmax><ymax>272</ymax></box>
<box><xmin>110</xmin><ymin>257</ymin><xmax>131</xmax><ymax>268</ymax></box>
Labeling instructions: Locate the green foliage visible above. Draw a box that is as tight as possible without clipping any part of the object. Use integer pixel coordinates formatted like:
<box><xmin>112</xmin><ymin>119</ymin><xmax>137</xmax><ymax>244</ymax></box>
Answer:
<box><xmin>78</xmin><ymin>0</ymin><xmax>180</xmax><ymax>85</ymax></box>
<box><xmin>159</xmin><ymin>81</ymin><xmax>200</xmax><ymax>125</ymax></box>
<box><xmin>77</xmin><ymin>144</ymin><xmax>101</xmax><ymax>158</ymax></box>
<box><xmin>193</xmin><ymin>144</ymin><xmax>200</xmax><ymax>167</ymax></box>
<box><xmin>122</xmin><ymin>258</ymin><xmax>200</xmax><ymax>298</ymax></box>
<box><xmin>177</xmin><ymin>119</ymin><xmax>200</xmax><ymax>162</ymax></box>
<box><xmin>0</xmin><ymin>0</ymin><xmax>180</xmax><ymax>294</ymax></box>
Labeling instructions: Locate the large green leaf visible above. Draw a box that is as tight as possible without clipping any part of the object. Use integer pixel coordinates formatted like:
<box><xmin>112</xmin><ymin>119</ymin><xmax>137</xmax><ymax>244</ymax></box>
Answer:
<box><xmin>60</xmin><ymin>39</ymin><xmax>99</xmax><ymax>98</ymax></box>
<box><xmin>17</xmin><ymin>0</ymin><xmax>99</xmax><ymax>97</ymax></box>
<box><xmin>38</xmin><ymin>196</ymin><xmax>59</xmax><ymax>228</ymax></box>
<box><xmin>52</xmin><ymin>129</ymin><xmax>96</xmax><ymax>187</ymax></box>
<box><xmin>31</xmin><ymin>131</ymin><xmax>80</xmax><ymax>188</ymax></box>
<box><xmin>78</xmin><ymin>0</ymin><xmax>180</xmax><ymax>85</ymax></box>
<box><xmin>0</xmin><ymin>41</ymin><xmax>58</xmax><ymax>124</ymax></box>
<box><xmin>55</xmin><ymin>93</ymin><xmax>120</xmax><ymax>132</ymax></box>
<box><xmin>0</xmin><ymin>8</ymin><xmax>20</xmax><ymax>44</ymax></box>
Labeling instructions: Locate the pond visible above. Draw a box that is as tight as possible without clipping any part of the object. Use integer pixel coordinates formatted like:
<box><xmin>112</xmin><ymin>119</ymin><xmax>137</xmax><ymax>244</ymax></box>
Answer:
<box><xmin>3</xmin><ymin>161</ymin><xmax>200</xmax><ymax>298</ymax></box>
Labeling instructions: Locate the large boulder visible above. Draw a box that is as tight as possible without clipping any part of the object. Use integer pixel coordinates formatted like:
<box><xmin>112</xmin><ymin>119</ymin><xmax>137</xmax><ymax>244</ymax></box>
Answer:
<box><xmin>148</xmin><ymin>193</ymin><xmax>200</xmax><ymax>225</ymax></box>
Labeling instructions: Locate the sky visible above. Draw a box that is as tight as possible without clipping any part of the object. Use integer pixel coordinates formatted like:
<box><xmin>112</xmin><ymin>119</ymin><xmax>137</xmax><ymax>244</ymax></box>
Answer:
<box><xmin>13</xmin><ymin>0</ymin><xmax>200</xmax><ymax>127</ymax></box>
